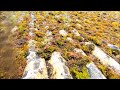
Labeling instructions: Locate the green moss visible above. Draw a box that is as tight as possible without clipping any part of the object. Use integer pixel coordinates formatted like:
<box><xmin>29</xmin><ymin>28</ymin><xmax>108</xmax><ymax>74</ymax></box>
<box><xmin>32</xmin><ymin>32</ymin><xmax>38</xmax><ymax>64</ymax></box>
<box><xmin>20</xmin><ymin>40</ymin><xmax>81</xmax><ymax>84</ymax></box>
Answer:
<box><xmin>47</xmin><ymin>46</ymin><xmax>56</xmax><ymax>53</ymax></box>
<box><xmin>41</xmin><ymin>52</ymin><xmax>51</xmax><ymax>60</ymax></box>
<box><xmin>35</xmin><ymin>31</ymin><xmax>45</xmax><ymax>38</ymax></box>
<box><xmin>39</xmin><ymin>43</ymin><xmax>45</xmax><ymax>48</ymax></box>
<box><xmin>111</xmin><ymin>49</ymin><xmax>120</xmax><ymax>56</ymax></box>
<box><xmin>62</xmin><ymin>49</ymin><xmax>69</xmax><ymax>61</ymax></box>
<box><xmin>73</xmin><ymin>36</ymin><xmax>83</xmax><ymax>42</ymax></box>
<box><xmin>81</xmin><ymin>45</ymin><xmax>91</xmax><ymax>54</ymax></box>
<box><xmin>43</xmin><ymin>46</ymin><xmax>57</xmax><ymax>54</ymax></box>
<box><xmin>106</xmin><ymin>47</ymin><xmax>113</xmax><ymax>56</ymax></box>
<box><xmin>67</xmin><ymin>33</ymin><xmax>73</xmax><ymax>38</ymax></box>
<box><xmin>56</xmin><ymin>40</ymin><xmax>64</xmax><ymax>47</ymax></box>
<box><xmin>70</xmin><ymin>65</ymin><xmax>90</xmax><ymax>79</ymax></box>
<box><xmin>98</xmin><ymin>64</ymin><xmax>107</xmax><ymax>77</ymax></box>
<box><xmin>89</xmin><ymin>36</ymin><xmax>101</xmax><ymax>46</ymax></box>
<box><xmin>19</xmin><ymin>21</ymin><xmax>28</xmax><ymax>34</ymax></box>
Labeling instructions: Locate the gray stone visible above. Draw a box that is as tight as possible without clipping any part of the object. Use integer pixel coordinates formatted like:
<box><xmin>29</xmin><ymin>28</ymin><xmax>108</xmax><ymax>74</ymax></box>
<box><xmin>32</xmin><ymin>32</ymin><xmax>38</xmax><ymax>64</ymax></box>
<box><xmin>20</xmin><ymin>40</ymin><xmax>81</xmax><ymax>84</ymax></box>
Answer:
<box><xmin>48</xmin><ymin>52</ymin><xmax>73</xmax><ymax>79</ymax></box>
<box><xmin>86</xmin><ymin>62</ymin><xmax>106</xmax><ymax>79</ymax></box>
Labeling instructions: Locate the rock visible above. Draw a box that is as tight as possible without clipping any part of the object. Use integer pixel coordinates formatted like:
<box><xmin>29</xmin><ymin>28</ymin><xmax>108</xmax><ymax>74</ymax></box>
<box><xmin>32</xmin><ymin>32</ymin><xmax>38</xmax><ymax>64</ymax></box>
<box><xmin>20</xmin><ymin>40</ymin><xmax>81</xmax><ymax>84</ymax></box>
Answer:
<box><xmin>91</xmin><ymin>43</ymin><xmax>120</xmax><ymax>75</ymax></box>
<box><xmin>72</xmin><ymin>29</ymin><xmax>80</xmax><ymax>36</ymax></box>
<box><xmin>48</xmin><ymin>52</ymin><xmax>73</xmax><ymax>79</ymax></box>
<box><xmin>22</xmin><ymin>58</ymin><xmax>48</xmax><ymax>79</ymax></box>
<box><xmin>85</xmin><ymin>41</ymin><xmax>120</xmax><ymax>74</ymax></box>
<box><xmin>17</xmin><ymin>12</ymin><xmax>25</xmax><ymax>23</ymax></box>
<box><xmin>42</xmin><ymin>32</ymin><xmax>53</xmax><ymax>45</ymax></box>
<box><xmin>86</xmin><ymin>62</ymin><xmax>106</xmax><ymax>79</ymax></box>
<box><xmin>29</xmin><ymin>32</ymin><xmax>35</xmax><ymax>37</ymax></box>
<box><xmin>67</xmin><ymin>37</ymin><xmax>73</xmax><ymax>42</ymax></box>
<box><xmin>46</xmin><ymin>30</ymin><xmax>52</xmax><ymax>36</ymax></box>
<box><xmin>74</xmin><ymin>48</ymin><xmax>87</xmax><ymax>56</ymax></box>
<box><xmin>27</xmin><ymin>51</ymin><xmax>36</xmax><ymax>62</ymax></box>
<box><xmin>28</xmin><ymin>39</ymin><xmax>36</xmax><ymax>48</ymax></box>
<box><xmin>29</xmin><ymin>22</ymin><xmax>34</xmax><ymax>28</ymax></box>
<box><xmin>59</xmin><ymin>30</ymin><xmax>68</xmax><ymax>36</ymax></box>
<box><xmin>107</xmin><ymin>43</ymin><xmax>120</xmax><ymax>51</ymax></box>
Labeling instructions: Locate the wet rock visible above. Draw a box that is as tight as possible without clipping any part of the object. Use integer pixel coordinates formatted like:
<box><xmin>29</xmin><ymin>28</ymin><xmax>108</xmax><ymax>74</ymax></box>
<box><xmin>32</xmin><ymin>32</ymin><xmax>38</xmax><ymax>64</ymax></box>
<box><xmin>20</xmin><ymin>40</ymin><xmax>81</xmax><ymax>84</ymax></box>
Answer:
<box><xmin>48</xmin><ymin>52</ymin><xmax>72</xmax><ymax>79</ymax></box>
<box><xmin>86</xmin><ymin>62</ymin><xmax>106</xmax><ymax>79</ymax></box>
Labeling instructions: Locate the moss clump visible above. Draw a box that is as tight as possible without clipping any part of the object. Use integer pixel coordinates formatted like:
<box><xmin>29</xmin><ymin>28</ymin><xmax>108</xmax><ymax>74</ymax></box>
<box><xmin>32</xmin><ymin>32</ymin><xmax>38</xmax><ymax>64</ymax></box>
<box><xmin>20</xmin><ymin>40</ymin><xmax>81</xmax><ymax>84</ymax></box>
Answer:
<box><xmin>73</xmin><ymin>36</ymin><xmax>83</xmax><ymax>42</ymax></box>
<box><xmin>111</xmin><ymin>49</ymin><xmax>120</xmax><ymax>56</ymax></box>
<box><xmin>107</xmin><ymin>69</ymin><xmax>120</xmax><ymax>79</ymax></box>
<box><xmin>70</xmin><ymin>65</ymin><xmax>90</xmax><ymax>79</ymax></box>
<box><xmin>41</xmin><ymin>52</ymin><xmax>51</xmax><ymax>60</ymax></box>
<box><xmin>19</xmin><ymin>21</ymin><xmax>28</xmax><ymax>34</ymax></box>
<box><xmin>67</xmin><ymin>56</ymin><xmax>91</xmax><ymax>79</ymax></box>
<box><xmin>97</xmin><ymin>64</ymin><xmax>108</xmax><ymax>77</ymax></box>
<box><xmin>81</xmin><ymin>45</ymin><xmax>92</xmax><ymax>54</ymax></box>
<box><xmin>62</xmin><ymin>50</ymin><xmax>69</xmax><ymax>61</ymax></box>
<box><xmin>35</xmin><ymin>31</ymin><xmax>45</xmax><ymax>38</ymax></box>
<box><xmin>89</xmin><ymin>36</ymin><xmax>101</xmax><ymax>46</ymax></box>
<box><xmin>45</xmin><ymin>46</ymin><xmax>56</xmax><ymax>53</ymax></box>
<box><xmin>105</xmin><ymin>47</ymin><xmax>113</xmax><ymax>56</ymax></box>
<box><xmin>112</xmin><ymin>22</ymin><xmax>119</xmax><ymax>28</ymax></box>
<box><xmin>106</xmin><ymin>47</ymin><xmax>120</xmax><ymax>56</ymax></box>
<box><xmin>66</xmin><ymin>52</ymin><xmax>79</xmax><ymax>60</ymax></box>
<box><xmin>39</xmin><ymin>45</ymin><xmax>58</xmax><ymax>60</ymax></box>
<box><xmin>56</xmin><ymin>40</ymin><xmax>64</xmax><ymax>47</ymax></box>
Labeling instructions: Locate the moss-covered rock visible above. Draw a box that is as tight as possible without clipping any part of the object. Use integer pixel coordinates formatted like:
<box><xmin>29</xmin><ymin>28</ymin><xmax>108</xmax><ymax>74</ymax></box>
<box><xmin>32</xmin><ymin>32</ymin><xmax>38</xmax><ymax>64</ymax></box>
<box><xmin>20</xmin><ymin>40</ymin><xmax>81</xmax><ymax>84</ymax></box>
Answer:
<box><xmin>70</xmin><ymin>65</ymin><xmax>90</xmax><ymax>79</ymax></box>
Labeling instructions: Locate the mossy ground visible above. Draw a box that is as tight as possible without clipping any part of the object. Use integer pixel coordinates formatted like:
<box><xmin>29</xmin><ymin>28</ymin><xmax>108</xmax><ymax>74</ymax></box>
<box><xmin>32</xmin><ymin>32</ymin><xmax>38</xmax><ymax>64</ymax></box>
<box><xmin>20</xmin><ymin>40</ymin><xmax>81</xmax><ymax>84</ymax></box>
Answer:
<box><xmin>1</xmin><ymin>11</ymin><xmax>120</xmax><ymax>79</ymax></box>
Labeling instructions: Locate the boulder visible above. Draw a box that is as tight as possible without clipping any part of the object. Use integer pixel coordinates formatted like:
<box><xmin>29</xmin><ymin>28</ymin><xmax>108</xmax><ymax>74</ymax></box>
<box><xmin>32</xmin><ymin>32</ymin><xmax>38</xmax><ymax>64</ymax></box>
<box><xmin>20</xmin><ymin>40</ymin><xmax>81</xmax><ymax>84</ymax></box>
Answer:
<box><xmin>74</xmin><ymin>48</ymin><xmax>87</xmax><ymax>56</ymax></box>
<box><xmin>22</xmin><ymin>58</ymin><xmax>48</xmax><ymax>79</ymax></box>
<box><xmin>86</xmin><ymin>62</ymin><xmax>106</xmax><ymax>79</ymax></box>
<box><xmin>59</xmin><ymin>30</ymin><xmax>68</xmax><ymax>36</ymax></box>
<box><xmin>48</xmin><ymin>52</ymin><xmax>72</xmax><ymax>79</ymax></box>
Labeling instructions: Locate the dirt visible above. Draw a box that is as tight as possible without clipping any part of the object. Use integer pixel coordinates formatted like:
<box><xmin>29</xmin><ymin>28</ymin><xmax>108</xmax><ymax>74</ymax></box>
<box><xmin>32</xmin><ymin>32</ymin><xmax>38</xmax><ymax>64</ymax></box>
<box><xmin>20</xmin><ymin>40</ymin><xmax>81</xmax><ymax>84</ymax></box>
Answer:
<box><xmin>0</xmin><ymin>12</ymin><xmax>26</xmax><ymax>79</ymax></box>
